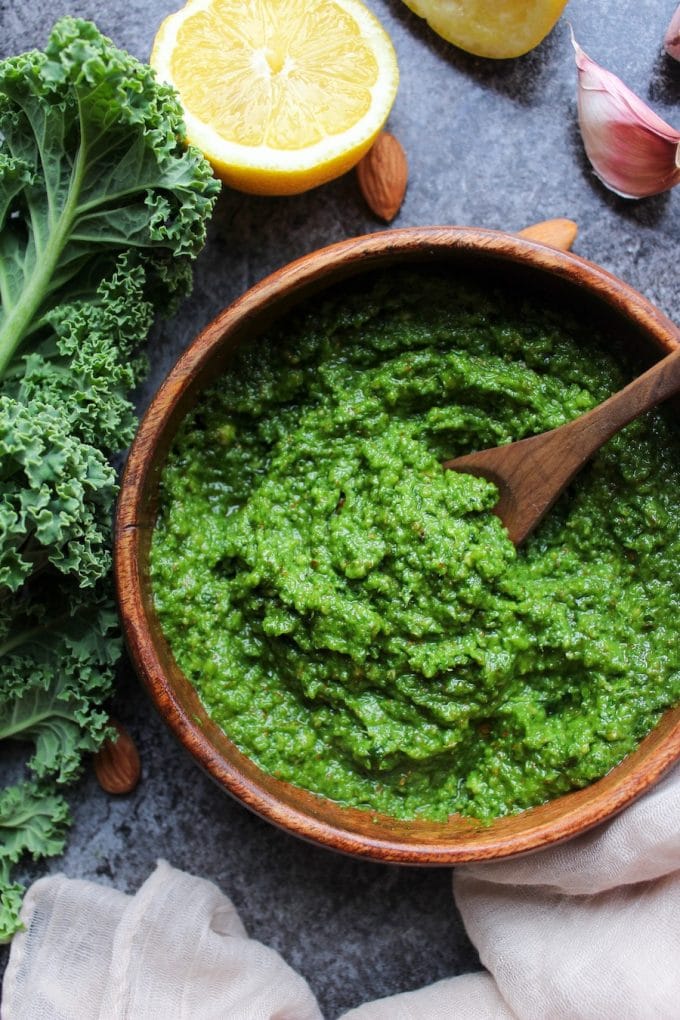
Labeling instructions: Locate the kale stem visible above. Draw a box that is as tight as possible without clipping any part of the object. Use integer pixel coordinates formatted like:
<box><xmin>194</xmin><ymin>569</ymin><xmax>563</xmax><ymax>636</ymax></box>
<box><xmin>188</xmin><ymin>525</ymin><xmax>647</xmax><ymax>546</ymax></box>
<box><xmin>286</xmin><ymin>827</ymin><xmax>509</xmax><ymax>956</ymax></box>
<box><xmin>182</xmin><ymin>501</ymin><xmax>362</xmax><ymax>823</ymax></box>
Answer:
<box><xmin>0</xmin><ymin>94</ymin><xmax>88</xmax><ymax>379</ymax></box>
<box><xmin>0</xmin><ymin>702</ymin><xmax>73</xmax><ymax>741</ymax></box>
<box><xmin>0</xmin><ymin>216</ymin><xmax>71</xmax><ymax>376</ymax></box>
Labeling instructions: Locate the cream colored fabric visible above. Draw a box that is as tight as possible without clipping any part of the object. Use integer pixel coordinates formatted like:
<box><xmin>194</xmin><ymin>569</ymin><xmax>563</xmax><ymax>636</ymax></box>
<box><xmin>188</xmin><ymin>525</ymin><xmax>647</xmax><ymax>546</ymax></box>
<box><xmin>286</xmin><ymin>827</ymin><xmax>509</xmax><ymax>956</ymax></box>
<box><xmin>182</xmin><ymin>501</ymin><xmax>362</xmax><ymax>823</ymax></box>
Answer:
<box><xmin>3</xmin><ymin>766</ymin><xmax>680</xmax><ymax>1020</ymax></box>
<box><xmin>342</xmin><ymin>972</ymin><xmax>515</xmax><ymax>1019</ymax></box>
<box><xmin>2</xmin><ymin>860</ymin><xmax>322</xmax><ymax>1020</ymax></box>
<box><xmin>346</xmin><ymin>764</ymin><xmax>680</xmax><ymax>1020</ymax></box>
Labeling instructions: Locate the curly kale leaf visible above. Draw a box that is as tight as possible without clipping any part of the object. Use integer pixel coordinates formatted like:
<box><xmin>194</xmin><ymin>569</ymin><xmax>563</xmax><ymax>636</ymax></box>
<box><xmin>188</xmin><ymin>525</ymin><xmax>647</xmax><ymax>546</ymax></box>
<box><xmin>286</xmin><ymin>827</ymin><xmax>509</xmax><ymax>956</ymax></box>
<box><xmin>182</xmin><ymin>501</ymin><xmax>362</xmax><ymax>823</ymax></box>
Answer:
<box><xmin>0</xmin><ymin>18</ymin><xmax>219</xmax><ymax>940</ymax></box>
<box><xmin>0</xmin><ymin>783</ymin><xmax>70</xmax><ymax>942</ymax></box>
<box><xmin>0</xmin><ymin>584</ymin><xmax>119</xmax><ymax>781</ymax></box>
<box><xmin>0</xmin><ymin>15</ymin><xmax>218</xmax><ymax>373</ymax></box>
<box><xmin>0</xmin><ymin>395</ymin><xmax>116</xmax><ymax>592</ymax></box>
<box><xmin>18</xmin><ymin>253</ymin><xmax>153</xmax><ymax>449</ymax></box>
<box><xmin>0</xmin><ymin>256</ymin><xmax>155</xmax><ymax>593</ymax></box>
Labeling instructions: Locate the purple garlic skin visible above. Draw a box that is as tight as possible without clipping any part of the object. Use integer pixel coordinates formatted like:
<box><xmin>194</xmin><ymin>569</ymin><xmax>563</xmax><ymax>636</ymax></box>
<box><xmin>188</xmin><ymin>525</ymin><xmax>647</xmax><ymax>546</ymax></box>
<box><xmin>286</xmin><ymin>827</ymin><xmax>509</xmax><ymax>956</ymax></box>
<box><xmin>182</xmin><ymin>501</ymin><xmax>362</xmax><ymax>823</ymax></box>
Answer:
<box><xmin>665</xmin><ymin>4</ymin><xmax>680</xmax><ymax>61</ymax></box>
<box><xmin>573</xmin><ymin>34</ymin><xmax>680</xmax><ymax>199</ymax></box>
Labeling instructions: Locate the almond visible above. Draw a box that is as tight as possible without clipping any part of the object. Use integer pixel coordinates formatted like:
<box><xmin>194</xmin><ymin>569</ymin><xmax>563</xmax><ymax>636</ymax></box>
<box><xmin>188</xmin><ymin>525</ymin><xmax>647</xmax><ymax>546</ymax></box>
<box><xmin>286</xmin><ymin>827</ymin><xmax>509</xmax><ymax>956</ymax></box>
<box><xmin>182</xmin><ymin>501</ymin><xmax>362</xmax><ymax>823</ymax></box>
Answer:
<box><xmin>94</xmin><ymin>719</ymin><xmax>141</xmax><ymax>795</ymax></box>
<box><xmin>356</xmin><ymin>131</ymin><xmax>408</xmax><ymax>222</ymax></box>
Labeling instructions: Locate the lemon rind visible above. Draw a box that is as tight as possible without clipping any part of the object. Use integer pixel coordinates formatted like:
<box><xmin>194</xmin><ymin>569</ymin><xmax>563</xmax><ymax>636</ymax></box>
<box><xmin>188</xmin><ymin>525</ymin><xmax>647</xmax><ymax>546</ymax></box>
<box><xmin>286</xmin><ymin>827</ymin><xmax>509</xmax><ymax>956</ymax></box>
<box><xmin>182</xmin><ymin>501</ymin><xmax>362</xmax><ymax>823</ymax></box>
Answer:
<box><xmin>401</xmin><ymin>0</ymin><xmax>567</xmax><ymax>59</ymax></box>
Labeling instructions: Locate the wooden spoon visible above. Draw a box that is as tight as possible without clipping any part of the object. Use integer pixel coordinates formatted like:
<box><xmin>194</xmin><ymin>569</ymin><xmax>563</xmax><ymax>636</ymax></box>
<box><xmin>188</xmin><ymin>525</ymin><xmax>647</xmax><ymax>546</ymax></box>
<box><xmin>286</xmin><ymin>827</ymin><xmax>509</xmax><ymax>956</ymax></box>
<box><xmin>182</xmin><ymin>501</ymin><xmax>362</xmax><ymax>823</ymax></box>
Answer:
<box><xmin>443</xmin><ymin>225</ymin><xmax>680</xmax><ymax>545</ymax></box>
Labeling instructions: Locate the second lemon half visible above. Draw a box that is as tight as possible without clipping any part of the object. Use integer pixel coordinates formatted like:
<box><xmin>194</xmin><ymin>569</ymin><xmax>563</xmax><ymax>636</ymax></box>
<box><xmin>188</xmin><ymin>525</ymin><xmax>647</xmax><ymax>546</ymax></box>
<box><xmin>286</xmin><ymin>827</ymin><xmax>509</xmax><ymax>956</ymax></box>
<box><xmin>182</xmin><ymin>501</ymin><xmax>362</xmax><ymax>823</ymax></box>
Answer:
<box><xmin>151</xmin><ymin>0</ymin><xmax>399</xmax><ymax>195</ymax></box>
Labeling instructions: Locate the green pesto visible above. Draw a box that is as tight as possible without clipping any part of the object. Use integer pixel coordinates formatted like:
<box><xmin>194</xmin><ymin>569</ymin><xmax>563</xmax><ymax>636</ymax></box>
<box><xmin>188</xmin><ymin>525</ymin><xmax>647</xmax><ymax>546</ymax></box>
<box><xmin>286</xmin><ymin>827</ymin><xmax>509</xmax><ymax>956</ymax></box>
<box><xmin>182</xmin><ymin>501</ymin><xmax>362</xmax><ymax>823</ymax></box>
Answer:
<box><xmin>150</xmin><ymin>271</ymin><xmax>680</xmax><ymax>821</ymax></box>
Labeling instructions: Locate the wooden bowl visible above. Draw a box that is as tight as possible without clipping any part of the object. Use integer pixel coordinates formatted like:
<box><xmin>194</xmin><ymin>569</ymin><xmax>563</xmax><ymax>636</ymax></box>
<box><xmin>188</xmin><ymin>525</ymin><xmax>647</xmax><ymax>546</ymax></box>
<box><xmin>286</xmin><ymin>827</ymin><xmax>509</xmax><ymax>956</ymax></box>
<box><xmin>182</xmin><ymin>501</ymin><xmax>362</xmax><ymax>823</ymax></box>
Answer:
<box><xmin>115</xmin><ymin>227</ymin><xmax>680</xmax><ymax>864</ymax></box>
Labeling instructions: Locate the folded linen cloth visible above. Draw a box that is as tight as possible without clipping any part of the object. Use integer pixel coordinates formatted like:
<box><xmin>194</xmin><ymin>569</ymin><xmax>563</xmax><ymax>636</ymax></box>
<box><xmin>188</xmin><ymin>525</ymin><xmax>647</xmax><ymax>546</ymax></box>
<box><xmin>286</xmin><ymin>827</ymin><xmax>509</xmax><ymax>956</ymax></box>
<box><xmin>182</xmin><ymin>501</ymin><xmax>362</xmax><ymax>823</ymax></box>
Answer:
<box><xmin>3</xmin><ymin>764</ymin><xmax>680</xmax><ymax>1020</ymax></box>
<box><xmin>345</xmin><ymin>763</ymin><xmax>680</xmax><ymax>1020</ymax></box>
<box><xmin>1</xmin><ymin>860</ymin><xmax>322</xmax><ymax>1020</ymax></box>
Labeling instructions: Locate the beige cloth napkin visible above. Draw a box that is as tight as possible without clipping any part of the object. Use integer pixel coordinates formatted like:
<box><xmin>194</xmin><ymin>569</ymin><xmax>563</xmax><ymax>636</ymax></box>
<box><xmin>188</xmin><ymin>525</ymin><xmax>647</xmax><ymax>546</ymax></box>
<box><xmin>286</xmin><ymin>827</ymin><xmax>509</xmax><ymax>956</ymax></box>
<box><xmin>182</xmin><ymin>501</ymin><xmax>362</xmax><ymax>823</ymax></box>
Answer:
<box><xmin>346</xmin><ymin>763</ymin><xmax>680</xmax><ymax>1020</ymax></box>
<box><xmin>3</xmin><ymin>765</ymin><xmax>680</xmax><ymax>1020</ymax></box>
<box><xmin>1</xmin><ymin>860</ymin><xmax>322</xmax><ymax>1020</ymax></box>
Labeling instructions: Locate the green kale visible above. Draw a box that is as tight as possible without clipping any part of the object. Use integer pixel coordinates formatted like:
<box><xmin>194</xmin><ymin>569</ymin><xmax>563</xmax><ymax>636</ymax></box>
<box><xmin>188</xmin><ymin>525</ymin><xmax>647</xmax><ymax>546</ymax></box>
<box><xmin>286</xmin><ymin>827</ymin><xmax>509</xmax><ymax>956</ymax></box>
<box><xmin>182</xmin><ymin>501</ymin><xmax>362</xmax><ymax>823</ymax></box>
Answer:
<box><xmin>0</xmin><ymin>783</ymin><xmax>70</xmax><ymax>942</ymax></box>
<box><xmin>0</xmin><ymin>18</ymin><xmax>220</xmax><ymax>940</ymax></box>
<box><xmin>0</xmin><ymin>17</ymin><xmax>216</xmax><ymax>372</ymax></box>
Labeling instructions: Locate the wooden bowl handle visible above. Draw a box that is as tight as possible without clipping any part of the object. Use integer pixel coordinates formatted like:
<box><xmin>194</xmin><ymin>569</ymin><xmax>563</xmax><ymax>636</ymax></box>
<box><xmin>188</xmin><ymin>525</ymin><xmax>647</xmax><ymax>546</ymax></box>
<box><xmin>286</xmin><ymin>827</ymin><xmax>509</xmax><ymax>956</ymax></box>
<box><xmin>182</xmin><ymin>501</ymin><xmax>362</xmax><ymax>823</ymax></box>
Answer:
<box><xmin>517</xmin><ymin>218</ymin><xmax>578</xmax><ymax>251</ymax></box>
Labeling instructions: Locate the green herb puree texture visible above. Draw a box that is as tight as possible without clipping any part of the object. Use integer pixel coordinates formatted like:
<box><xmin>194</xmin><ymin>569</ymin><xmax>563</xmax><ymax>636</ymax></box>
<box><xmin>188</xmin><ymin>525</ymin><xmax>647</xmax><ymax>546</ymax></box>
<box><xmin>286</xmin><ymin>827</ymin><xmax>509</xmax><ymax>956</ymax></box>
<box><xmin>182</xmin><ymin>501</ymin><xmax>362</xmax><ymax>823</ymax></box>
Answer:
<box><xmin>151</xmin><ymin>272</ymin><xmax>680</xmax><ymax>821</ymax></box>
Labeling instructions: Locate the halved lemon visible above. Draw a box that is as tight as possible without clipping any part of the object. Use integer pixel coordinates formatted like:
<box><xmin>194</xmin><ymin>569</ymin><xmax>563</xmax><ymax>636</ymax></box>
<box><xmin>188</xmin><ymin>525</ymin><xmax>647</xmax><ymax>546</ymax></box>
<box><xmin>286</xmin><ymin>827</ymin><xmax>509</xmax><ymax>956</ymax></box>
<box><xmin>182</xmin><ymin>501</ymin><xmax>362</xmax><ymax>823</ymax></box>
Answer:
<box><xmin>151</xmin><ymin>0</ymin><xmax>399</xmax><ymax>195</ymax></box>
<box><xmin>401</xmin><ymin>0</ymin><xmax>568</xmax><ymax>59</ymax></box>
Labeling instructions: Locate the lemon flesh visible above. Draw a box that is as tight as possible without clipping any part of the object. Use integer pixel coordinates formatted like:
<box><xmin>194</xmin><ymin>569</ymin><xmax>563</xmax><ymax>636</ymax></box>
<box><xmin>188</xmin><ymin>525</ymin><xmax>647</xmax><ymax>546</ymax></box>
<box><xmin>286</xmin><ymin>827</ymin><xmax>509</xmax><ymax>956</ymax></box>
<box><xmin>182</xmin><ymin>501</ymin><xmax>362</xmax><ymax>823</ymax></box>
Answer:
<box><xmin>402</xmin><ymin>0</ymin><xmax>569</xmax><ymax>59</ymax></box>
<box><xmin>151</xmin><ymin>0</ymin><xmax>399</xmax><ymax>195</ymax></box>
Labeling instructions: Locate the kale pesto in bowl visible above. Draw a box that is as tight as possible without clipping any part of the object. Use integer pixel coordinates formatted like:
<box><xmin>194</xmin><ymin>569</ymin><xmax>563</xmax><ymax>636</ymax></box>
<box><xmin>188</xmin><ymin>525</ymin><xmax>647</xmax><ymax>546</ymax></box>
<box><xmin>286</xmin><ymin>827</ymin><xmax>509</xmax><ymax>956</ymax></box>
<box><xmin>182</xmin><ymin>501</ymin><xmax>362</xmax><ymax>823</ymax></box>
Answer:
<box><xmin>117</xmin><ymin>228</ymin><xmax>680</xmax><ymax>862</ymax></box>
<box><xmin>149</xmin><ymin>267</ymin><xmax>680</xmax><ymax>824</ymax></box>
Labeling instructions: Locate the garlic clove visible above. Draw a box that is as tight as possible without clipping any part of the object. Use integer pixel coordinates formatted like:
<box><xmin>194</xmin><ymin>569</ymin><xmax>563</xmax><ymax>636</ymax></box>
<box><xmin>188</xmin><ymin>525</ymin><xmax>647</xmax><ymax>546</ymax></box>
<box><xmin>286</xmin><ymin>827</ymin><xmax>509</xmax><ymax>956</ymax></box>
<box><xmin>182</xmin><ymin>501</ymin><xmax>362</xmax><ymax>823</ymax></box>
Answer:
<box><xmin>573</xmin><ymin>35</ymin><xmax>680</xmax><ymax>199</ymax></box>
<box><xmin>665</xmin><ymin>4</ymin><xmax>680</xmax><ymax>62</ymax></box>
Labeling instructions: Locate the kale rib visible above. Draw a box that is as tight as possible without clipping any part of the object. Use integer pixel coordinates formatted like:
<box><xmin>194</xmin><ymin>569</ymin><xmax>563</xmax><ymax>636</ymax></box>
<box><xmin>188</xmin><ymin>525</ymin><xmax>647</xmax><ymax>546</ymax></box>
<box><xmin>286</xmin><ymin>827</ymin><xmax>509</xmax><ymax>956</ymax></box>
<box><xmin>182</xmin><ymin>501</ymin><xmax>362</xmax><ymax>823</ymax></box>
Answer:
<box><xmin>0</xmin><ymin>94</ymin><xmax>88</xmax><ymax>373</ymax></box>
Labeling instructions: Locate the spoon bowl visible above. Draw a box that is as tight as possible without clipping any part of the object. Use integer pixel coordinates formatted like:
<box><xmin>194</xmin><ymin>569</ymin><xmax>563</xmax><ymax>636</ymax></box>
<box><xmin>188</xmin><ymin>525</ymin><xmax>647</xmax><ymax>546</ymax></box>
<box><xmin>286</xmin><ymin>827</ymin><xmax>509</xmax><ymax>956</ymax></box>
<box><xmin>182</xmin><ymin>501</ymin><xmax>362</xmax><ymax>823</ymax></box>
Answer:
<box><xmin>444</xmin><ymin>344</ymin><xmax>680</xmax><ymax>545</ymax></box>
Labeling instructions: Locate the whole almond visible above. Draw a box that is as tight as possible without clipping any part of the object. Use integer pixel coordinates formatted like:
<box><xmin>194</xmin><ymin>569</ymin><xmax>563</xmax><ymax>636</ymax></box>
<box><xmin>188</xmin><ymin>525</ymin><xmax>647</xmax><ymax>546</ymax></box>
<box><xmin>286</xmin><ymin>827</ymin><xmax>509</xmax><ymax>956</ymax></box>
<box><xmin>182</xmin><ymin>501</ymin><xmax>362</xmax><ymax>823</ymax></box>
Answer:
<box><xmin>94</xmin><ymin>719</ymin><xmax>141</xmax><ymax>794</ymax></box>
<box><xmin>356</xmin><ymin>132</ymin><xmax>408</xmax><ymax>222</ymax></box>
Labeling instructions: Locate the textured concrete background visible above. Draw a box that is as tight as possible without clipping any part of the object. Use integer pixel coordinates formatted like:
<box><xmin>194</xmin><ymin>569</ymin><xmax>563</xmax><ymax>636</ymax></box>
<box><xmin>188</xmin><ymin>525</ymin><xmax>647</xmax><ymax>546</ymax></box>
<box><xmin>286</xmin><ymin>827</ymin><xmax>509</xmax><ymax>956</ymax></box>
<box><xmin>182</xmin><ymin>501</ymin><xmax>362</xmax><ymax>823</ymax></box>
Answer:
<box><xmin>2</xmin><ymin>1</ymin><xmax>680</xmax><ymax>1016</ymax></box>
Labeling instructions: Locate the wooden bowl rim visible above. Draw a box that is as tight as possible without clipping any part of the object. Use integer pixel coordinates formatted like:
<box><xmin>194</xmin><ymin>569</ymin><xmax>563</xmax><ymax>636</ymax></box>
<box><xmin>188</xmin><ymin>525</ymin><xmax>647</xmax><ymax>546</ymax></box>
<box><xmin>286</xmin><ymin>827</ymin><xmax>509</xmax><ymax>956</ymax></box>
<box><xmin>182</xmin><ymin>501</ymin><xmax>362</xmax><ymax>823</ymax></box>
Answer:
<box><xmin>116</xmin><ymin>226</ymin><xmax>680</xmax><ymax>864</ymax></box>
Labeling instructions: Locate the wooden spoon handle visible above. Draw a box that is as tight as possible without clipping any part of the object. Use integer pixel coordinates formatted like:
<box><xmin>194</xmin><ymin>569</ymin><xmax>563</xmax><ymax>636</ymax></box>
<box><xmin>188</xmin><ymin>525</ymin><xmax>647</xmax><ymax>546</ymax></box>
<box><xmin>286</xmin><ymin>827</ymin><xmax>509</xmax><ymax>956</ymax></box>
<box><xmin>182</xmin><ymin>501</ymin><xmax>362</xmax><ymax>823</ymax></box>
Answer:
<box><xmin>561</xmin><ymin>342</ymin><xmax>680</xmax><ymax>458</ymax></box>
<box><xmin>494</xmin><ymin>342</ymin><xmax>680</xmax><ymax>543</ymax></box>
<box><xmin>444</xmin><ymin>335</ymin><xmax>680</xmax><ymax>547</ymax></box>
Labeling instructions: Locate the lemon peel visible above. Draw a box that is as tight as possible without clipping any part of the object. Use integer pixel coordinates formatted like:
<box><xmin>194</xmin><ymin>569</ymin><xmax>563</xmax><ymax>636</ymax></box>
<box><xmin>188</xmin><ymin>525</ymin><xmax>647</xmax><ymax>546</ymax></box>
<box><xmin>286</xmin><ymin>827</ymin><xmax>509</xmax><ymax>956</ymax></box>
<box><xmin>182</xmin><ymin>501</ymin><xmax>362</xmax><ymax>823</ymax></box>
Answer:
<box><xmin>401</xmin><ymin>0</ymin><xmax>568</xmax><ymax>59</ymax></box>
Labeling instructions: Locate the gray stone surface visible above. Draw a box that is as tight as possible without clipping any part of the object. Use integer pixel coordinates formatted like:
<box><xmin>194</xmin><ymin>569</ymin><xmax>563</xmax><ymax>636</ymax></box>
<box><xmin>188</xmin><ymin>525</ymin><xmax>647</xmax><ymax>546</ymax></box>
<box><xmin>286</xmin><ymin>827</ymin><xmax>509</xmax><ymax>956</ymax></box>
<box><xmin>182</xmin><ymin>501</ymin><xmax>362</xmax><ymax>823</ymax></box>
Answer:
<box><xmin>2</xmin><ymin>0</ymin><xmax>680</xmax><ymax>1016</ymax></box>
